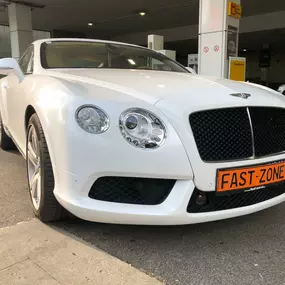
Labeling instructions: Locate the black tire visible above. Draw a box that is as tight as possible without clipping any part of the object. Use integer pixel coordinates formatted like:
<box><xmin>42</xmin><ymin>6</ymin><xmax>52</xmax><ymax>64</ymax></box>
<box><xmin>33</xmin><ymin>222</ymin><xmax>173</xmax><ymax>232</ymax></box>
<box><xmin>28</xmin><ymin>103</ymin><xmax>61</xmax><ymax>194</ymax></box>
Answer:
<box><xmin>26</xmin><ymin>113</ymin><xmax>65</xmax><ymax>222</ymax></box>
<box><xmin>0</xmin><ymin>114</ymin><xmax>15</xmax><ymax>150</ymax></box>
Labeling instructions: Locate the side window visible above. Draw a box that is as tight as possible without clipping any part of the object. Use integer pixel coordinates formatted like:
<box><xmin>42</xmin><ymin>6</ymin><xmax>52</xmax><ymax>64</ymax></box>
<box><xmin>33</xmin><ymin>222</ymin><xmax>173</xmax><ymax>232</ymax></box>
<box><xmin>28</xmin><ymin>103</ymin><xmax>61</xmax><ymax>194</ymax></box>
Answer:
<box><xmin>18</xmin><ymin>45</ymin><xmax>34</xmax><ymax>74</ymax></box>
<box><xmin>27</xmin><ymin>50</ymin><xmax>34</xmax><ymax>74</ymax></box>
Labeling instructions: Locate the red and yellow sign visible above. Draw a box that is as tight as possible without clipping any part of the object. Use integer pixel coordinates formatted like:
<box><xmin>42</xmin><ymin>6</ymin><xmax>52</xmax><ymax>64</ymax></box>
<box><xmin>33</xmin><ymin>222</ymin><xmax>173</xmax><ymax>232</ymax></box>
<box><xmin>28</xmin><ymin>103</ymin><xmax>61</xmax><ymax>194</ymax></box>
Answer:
<box><xmin>217</xmin><ymin>160</ymin><xmax>285</xmax><ymax>193</ymax></box>
<box><xmin>228</xmin><ymin>2</ymin><xmax>242</xmax><ymax>19</ymax></box>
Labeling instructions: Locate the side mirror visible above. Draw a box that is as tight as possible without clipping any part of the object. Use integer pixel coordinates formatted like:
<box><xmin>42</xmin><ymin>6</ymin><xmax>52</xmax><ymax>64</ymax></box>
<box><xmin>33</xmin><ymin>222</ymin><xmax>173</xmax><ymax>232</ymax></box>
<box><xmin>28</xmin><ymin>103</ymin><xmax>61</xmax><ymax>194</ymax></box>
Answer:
<box><xmin>0</xmin><ymin>58</ymin><xmax>24</xmax><ymax>82</ymax></box>
<box><xmin>185</xmin><ymin>67</ymin><xmax>197</xmax><ymax>74</ymax></box>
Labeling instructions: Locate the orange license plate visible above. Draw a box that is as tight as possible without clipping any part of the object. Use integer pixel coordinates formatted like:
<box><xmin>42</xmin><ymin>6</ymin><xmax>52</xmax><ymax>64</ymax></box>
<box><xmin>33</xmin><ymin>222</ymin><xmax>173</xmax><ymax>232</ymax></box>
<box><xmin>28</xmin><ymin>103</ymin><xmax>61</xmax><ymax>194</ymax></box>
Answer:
<box><xmin>217</xmin><ymin>160</ymin><xmax>285</xmax><ymax>193</ymax></box>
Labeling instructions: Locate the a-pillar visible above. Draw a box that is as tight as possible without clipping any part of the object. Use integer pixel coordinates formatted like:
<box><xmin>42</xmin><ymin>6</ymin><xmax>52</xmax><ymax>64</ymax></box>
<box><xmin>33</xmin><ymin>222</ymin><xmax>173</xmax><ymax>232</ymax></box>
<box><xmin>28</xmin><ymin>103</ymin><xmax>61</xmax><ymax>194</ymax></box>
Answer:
<box><xmin>198</xmin><ymin>0</ymin><xmax>241</xmax><ymax>78</ymax></box>
<box><xmin>8</xmin><ymin>3</ymin><xmax>33</xmax><ymax>60</ymax></box>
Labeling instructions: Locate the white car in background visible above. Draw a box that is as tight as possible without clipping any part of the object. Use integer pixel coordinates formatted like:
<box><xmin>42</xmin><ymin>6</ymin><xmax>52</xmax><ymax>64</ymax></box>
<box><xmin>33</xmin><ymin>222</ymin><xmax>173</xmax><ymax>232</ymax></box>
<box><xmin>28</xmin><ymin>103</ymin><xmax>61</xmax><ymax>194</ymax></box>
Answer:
<box><xmin>278</xmin><ymin>84</ymin><xmax>285</xmax><ymax>95</ymax></box>
<box><xmin>1</xmin><ymin>38</ymin><xmax>285</xmax><ymax>225</ymax></box>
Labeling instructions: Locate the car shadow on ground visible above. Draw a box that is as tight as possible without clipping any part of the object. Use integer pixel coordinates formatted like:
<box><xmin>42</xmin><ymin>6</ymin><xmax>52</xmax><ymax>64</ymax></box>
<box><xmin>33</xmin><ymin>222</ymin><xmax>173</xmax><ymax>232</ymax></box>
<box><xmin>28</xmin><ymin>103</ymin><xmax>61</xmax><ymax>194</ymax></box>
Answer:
<box><xmin>52</xmin><ymin>205</ymin><xmax>285</xmax><ymax>285</ymax></box>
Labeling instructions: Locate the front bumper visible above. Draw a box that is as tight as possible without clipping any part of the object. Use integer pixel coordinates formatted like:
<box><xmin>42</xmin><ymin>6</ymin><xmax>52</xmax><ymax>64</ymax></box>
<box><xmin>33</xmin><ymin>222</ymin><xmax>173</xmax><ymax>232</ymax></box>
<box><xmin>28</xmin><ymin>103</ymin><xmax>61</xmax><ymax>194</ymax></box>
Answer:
<box><xmin>49</xmin><ymin>100</ymin><xmax>285</xmax><ymax>225</ymax></box>
<box><xmin>53</xmin><ymin>166</ymin><xmax>285</xmax><ymax>225</ymax></box>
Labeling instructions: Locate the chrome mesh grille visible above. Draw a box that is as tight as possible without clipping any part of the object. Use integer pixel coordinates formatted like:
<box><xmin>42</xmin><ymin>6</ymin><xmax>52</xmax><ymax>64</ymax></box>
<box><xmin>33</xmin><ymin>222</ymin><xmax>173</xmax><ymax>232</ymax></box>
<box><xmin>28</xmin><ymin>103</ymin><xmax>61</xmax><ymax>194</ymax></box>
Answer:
<box><xmin>189</xmin><ymin>107</ymin><xmax>285</xmax><ymax>162</ymax></box>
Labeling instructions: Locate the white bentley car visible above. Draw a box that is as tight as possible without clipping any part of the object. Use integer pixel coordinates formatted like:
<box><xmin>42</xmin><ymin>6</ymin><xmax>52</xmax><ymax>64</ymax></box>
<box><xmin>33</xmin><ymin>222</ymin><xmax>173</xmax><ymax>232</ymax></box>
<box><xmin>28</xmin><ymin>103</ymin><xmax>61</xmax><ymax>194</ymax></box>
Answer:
<box><xmin>1</xmin><ymin>38</ymin><xmax>285</xmax><ymax>225</ymax></box>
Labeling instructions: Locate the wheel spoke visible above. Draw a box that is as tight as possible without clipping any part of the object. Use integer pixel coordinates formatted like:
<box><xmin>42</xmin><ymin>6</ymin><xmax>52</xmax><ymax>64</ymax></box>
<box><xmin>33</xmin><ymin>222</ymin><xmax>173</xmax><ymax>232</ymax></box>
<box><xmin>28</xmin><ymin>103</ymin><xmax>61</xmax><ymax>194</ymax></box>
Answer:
<box><xmin>32</xmin><ymin>130</ymin><xmax>38</xmax><ymax>154</ymax></box>
<box><xmin>30</xmin><ymin>171</ymin><xmax>40</xmax><ymax>199</ymax></box>
<box><xmin>36</xmin><ymin>173</ymin><xmax>41</xmax><ymax>203</ymax></box>
<box><xmin>27</xmin><ymin>125</ymin><xmax>42</xmax><ymax>210</ymax></box>
<box><xmin>28</xmin><ymin>142</ymin><xmax>38</xmax><ymax>167</ymax></box>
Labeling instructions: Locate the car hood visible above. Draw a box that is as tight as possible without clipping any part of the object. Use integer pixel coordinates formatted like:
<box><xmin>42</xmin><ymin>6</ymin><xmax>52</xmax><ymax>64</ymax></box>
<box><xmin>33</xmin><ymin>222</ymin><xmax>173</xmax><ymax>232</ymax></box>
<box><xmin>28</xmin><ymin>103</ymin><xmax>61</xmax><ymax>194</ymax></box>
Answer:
<box><xmin>48</xmin><ymin>69</ymin><xmax>285</xmax><ymax>108</ymax></box>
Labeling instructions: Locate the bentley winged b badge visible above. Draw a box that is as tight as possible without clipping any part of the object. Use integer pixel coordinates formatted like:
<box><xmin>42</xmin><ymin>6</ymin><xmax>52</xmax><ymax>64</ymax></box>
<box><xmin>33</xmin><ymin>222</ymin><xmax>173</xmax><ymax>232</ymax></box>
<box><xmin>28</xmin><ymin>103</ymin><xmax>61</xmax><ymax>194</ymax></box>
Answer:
<box><xmin>230</xmin><ymin>93</ymin><xmax>251</xmax><ymax>99</ymax></box>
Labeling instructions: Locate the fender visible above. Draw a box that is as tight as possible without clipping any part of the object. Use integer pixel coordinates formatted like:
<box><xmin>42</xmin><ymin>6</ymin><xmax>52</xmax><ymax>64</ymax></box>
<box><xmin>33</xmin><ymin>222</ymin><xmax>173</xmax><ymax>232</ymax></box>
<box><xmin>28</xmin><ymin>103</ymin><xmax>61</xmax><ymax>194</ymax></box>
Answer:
<box><xmin>0</xmin><ymin>77</ymin><xmax>9</xmax><ymax>128</ymax></box>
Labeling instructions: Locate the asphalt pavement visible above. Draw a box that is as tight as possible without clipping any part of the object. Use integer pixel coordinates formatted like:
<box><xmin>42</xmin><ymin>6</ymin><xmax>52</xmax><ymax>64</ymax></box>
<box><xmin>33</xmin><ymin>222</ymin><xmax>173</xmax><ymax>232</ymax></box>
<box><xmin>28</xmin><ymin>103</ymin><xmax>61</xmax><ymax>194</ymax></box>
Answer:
<box><xmin>1</xmin><ymin>149</ymin><xmax>285</xmax><ymax>285</ymax></box>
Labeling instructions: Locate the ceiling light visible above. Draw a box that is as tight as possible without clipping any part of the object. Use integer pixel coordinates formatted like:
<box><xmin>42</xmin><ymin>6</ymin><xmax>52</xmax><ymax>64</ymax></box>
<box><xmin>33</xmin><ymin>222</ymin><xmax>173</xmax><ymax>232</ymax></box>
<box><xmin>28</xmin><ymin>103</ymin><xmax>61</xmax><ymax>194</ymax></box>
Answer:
<box><xmin>128</xmin><ymin>59</ymin><xmax>136</xmax><ymax>65</ymax></box>
<box><xmin>138</xmin><ymin>11</ymin><xmax>147</xmax><ymax>16</ymax></box>
<box><xmin>88</xmin><ymin>22</ymin><xmax>94</xmax><ymax>26</ymax></box>
<box><xmin>243</xmin><ymin>48</ymin><xmax>247</xmax><ymax>52</ymax></box>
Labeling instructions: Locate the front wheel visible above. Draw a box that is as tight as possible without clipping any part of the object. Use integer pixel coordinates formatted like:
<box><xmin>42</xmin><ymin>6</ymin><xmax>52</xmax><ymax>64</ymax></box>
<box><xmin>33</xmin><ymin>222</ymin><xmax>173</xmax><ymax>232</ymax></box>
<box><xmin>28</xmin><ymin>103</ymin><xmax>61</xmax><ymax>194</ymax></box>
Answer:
<box><xmin>26</xmin><ymin>113</ymin><xmax>65</xmax><ymax>222</ymax></box>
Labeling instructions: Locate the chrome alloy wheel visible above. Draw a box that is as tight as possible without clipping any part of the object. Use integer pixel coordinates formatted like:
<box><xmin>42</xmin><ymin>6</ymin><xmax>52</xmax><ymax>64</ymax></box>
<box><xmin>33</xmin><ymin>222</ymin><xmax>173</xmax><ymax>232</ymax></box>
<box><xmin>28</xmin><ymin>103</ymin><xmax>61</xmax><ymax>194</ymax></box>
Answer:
<box><xmin>27</xmin><ymin>125</ymin><xmax>42</xmax><ymax>210</ymax></box>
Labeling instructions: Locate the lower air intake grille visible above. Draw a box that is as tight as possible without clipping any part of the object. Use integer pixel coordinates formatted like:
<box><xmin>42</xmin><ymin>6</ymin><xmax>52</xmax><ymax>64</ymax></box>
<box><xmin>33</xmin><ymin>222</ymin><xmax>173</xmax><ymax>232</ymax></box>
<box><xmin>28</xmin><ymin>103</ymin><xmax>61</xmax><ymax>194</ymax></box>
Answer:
<box><xmin>89</xmin><ymin>177</ymin><xmax>176</xmax><ymax>205</ymax></box>
<box><xmin>187</xmin><ymin>184</ymin><xmax>285</xmax><ymax>213</ymax></box>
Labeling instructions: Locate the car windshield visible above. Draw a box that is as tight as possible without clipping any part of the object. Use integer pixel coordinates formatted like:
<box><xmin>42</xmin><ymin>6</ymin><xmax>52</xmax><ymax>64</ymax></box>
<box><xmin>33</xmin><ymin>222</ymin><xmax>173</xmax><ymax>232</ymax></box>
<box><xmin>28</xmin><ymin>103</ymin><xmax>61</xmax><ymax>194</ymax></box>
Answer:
<box><xmin>40</xmin><ymin>41</ymin><xmax>187</xmax><ymax>73</ymax></box>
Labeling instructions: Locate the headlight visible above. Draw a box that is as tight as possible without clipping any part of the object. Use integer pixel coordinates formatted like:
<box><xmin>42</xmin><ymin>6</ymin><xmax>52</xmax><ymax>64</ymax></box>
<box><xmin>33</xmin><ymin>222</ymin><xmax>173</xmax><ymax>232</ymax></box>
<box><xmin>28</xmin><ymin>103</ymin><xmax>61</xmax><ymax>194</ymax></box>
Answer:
<box><xmin>75</xmin><ymin>105</ymin><xmax>109</xmax><ymax>134</ymax></box>
<box><xmin>119</xmin><ymin>108</ymin><xmax>166</xmax><ymax>149</ymax></box>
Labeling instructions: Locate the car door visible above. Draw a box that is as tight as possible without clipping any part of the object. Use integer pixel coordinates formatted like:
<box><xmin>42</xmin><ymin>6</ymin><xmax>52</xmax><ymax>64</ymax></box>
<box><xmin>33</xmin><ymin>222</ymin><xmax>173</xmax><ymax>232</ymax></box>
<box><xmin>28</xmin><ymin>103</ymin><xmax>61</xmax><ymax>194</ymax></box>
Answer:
<box><xmin>6</xmin><ymin>45</ymin><xmax>34</xmax><ymax>149</ymax></box>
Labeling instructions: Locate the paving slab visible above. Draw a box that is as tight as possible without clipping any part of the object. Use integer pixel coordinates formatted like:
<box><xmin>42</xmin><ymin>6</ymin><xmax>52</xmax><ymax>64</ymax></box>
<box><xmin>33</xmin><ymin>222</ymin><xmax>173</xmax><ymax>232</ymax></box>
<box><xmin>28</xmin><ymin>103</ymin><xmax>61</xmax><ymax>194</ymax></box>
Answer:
<box><xmin>0</xmin><ymin>219</ymin><xmax>164</xmax><ymax>285</ymax></box>
<box><xmin>0</xmin><ymin>259</ymin><xmax>60</xmax><ymax>285</ymax></box>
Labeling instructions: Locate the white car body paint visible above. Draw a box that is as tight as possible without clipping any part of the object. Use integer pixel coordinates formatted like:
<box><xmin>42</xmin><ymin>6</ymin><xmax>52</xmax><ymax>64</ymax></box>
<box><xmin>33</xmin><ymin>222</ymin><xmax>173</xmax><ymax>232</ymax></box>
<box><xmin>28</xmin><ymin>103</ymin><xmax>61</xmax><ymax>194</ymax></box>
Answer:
<box><xmin>1</xmin><ymin>38</ymin><xmax>285</xmax><ymax>225</ymax></box>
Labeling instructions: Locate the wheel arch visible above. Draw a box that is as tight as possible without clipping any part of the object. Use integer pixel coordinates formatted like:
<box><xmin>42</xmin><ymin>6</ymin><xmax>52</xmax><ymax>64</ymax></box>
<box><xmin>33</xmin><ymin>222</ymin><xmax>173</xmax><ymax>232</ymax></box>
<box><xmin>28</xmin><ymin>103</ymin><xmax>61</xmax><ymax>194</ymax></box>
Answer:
<box><xmin>25</xmin><ymin>105</ymin><xmax>36</xmax><ymax>133</ymax></box>
<box><xmin>24</xmin><ymin>104</ymin><xmax>56</xmax><ymax>169</ymax></box>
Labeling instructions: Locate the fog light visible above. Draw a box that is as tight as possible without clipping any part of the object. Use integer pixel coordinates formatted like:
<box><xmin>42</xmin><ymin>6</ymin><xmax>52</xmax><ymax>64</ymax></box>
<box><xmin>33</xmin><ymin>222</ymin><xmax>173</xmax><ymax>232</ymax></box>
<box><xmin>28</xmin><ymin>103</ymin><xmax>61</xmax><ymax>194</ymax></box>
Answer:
<box><xmin>196</xmin><ymin>191</ymin><xmax>207</xmax><ymax>206</ymax></box>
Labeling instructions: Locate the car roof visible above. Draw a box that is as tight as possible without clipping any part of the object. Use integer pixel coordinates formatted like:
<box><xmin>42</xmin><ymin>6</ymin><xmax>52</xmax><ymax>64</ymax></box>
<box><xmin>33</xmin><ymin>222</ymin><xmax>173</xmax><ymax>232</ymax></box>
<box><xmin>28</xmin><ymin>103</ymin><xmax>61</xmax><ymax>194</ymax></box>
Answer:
<box><xmin>33</xmin><ymin>38</ymin><xmax>148</xmax><ymax>50</ymax></box>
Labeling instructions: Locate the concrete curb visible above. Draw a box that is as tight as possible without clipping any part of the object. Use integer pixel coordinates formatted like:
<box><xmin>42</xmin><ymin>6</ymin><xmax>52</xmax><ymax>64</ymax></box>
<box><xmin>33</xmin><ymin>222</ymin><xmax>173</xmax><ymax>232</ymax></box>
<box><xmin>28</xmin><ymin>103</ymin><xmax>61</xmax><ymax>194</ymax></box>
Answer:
<box><xmin>0</xmin><ymin>219</ymin><xmax>164</xmax><ymax>285</ymax></box>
